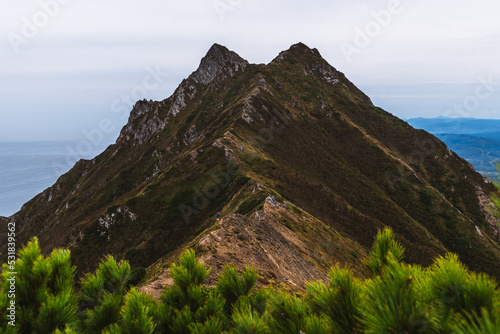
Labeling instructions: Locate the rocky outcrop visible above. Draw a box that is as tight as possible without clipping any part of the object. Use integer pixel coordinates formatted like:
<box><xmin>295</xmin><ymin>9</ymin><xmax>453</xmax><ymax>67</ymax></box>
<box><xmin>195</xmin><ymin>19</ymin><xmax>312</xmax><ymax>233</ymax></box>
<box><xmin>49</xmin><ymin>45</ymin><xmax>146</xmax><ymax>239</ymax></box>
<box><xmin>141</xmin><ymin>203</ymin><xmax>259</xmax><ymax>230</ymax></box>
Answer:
<box><xmin>117</xmin><ymin>100</ymin><xmax>167</xmax><ymax>145</ymax></box>
<box><xmin>168</xmin><ymin>80</ymin><xmax>197</xmax><ymax>118</ymax></box>
<box><xmin>117</xmin><ymin>44</ymin><xmax>249</xmax><ymax>146</ymax></box>
<box><xmin>189</xmin><ymin>43</ymin><xmax>249</xmax><ymax>85</ymax></box>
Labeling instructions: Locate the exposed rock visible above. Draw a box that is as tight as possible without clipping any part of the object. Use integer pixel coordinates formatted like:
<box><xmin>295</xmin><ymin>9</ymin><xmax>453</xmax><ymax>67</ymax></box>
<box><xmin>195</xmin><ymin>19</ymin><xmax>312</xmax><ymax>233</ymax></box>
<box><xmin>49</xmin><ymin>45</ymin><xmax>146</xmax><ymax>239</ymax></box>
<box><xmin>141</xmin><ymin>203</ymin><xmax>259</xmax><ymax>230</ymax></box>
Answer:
<box><xmin>168</xmin><ymin>81</ymin><xmax>197</xmax><ymax>117</ymax></box>
<box><xmin>265</xmin><ymin>195</ymin><xmax>284</xmax><ymax>207</ymax></box>
<box><xmin>242</xmin><ymin>112</ymin><xmax>253</xmax><ymax>123</ymax></box>
<box><xmin>189</xmin><ymin>149</ymin><xmax>199</xmax><ymax>163</ymax></box>
<box><xmin>117</xmin><ymin>100</ymin><xmax>167</xmax><ymax>145</ymax></box>
<box><xmin>476</xmin><ymin>225</ymin><xmax>484</xmax><ymax>237</ymax></box>
<box><xmin>309</xmin><ymin>62</ymin><xmax>340</xmax><ymax>84</ymax></box>
<box><xmin>116</xmin><ymin>44</ymin><xmax>249</xmax><ymax>147</ymax></box>
<box><xmin>212</xmin><ymin>139</ymin><xmax>234</xmax><ymax>161</ymax></box>
<box><xmin>189</xmin><ymin>43</ymin><xmax>249</xmax><ymax>85</ymax></box>
<box><xmin>183</xmin><ymin>125</ymin><xmax>199</xmax><ymax>145</ymax></box>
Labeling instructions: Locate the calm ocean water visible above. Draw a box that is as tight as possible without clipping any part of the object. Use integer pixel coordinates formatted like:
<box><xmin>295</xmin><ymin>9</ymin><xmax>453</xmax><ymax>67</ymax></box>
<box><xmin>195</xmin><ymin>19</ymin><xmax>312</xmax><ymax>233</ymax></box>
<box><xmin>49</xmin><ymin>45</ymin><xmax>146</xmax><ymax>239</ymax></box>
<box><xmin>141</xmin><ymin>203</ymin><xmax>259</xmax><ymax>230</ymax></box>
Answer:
<box><xmin>0</xmin><ymin>141</ymin><xmax>110</xmax><ymax>217</ymax></box>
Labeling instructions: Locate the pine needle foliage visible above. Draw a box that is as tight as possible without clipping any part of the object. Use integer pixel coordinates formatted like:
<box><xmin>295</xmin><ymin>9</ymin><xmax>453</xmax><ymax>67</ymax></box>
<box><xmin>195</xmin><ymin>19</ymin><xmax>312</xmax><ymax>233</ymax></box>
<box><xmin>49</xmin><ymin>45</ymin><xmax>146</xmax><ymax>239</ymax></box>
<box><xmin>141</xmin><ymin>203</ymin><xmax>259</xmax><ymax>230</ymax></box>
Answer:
<box><xmin>425</xmin><ymin>253</ymin><xmax>498</xmax><ymax>331</ymax></box>
<box><xmin>266</xmin><ymin>290</ymin><xmax>325</xmax><ymax>334</ymax></box>
<box><xmin>361</xmin><ymin>253</ymin><xmax>429</xmax><ymax>333</ymax></box>
<box><xmin>232</xmin><ymin>304</ymin><xmax>271</xmax><ymax>334</ymax></box>
<box><xmin>306</xmin><ymin>265</ymin><xmax>362</xmax><ymax>333</ymax></box>
<box><xmin>455</xmin><ymin>308</ymin><xmax>500</xmax><ymax>334</ymax></box>
<box><xmin>365</xmin><ymin>227</ymin><xmax>404</xmax><ymax>276</ymax></box>
<box><xmin>161</xmin><ymin>249</ymin><xmax>226</xmax><ymax>333</ymax></box>
<box><xmin>114</xmin><ymin>289</ymin><xmax>157</xmax><ymax>334</ymax></box>
<box><xmin>170</xmin><ymin>249</ymin><xmax>210</xmax><ymax>292</ymax></box>
<box><xmin>217</xmin><ymin>264</ymin><xmax>258</xmax><ymax>314</ymax></box>
<box><xmin>78</xmin><ymin>255</ymin><xmax>131</xmax><ymax>333</ymax></box>
<box><xmin>2</xmin><ymin>231</ymin><xmax>499</xmax><ymax>333</ymax></box>
<box><xmin>0</xmin><ymin>238</ymin><xmax>77</xmax><ymax>334</ymax></box>
<box><xmin>126</xmin><ymin>266</ymin><xmax>147</xmax><ymax>288</ymax></box>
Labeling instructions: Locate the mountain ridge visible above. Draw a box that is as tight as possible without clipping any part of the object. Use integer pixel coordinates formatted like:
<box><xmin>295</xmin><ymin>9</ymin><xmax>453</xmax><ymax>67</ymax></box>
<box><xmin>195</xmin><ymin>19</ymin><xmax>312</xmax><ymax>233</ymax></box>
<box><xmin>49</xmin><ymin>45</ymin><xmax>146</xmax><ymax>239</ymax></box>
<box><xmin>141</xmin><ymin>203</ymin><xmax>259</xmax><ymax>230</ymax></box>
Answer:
<box><xmin>2</xmin><ymin>43</ymin><xmax>500</xmax><ymax>289</ymax></box>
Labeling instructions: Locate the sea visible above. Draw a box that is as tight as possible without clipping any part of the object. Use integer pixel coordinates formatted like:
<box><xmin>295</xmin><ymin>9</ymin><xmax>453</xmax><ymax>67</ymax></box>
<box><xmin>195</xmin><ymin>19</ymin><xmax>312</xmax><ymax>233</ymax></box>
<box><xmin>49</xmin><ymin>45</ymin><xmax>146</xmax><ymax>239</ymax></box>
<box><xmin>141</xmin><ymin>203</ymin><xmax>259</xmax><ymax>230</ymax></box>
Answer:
<box><xmin>0</xmin><ymin>141</ymin><xmax>110</xmax><ymax>217</ymax></box>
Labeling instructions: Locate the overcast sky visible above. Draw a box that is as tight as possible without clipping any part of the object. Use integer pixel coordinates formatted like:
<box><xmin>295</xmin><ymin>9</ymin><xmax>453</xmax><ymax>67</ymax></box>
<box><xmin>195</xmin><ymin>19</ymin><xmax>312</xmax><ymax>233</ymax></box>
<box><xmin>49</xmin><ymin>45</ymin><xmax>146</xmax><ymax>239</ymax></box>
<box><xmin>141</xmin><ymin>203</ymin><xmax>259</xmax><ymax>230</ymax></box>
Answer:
<box><xmin>1</xmin><ymin>0</ymin><xmax>499</xmax><ymax>142</ymax></box>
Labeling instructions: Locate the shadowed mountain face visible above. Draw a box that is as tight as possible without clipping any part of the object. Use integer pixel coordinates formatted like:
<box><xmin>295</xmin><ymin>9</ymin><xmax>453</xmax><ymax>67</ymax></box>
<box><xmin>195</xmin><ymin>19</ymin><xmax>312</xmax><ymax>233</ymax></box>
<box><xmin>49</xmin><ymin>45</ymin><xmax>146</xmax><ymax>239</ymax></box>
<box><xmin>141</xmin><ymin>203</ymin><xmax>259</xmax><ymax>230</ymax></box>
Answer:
<box><xmin>2</xmin><ymin>43</ymin><xmax>500</xmax><ymax>286</ymax></box>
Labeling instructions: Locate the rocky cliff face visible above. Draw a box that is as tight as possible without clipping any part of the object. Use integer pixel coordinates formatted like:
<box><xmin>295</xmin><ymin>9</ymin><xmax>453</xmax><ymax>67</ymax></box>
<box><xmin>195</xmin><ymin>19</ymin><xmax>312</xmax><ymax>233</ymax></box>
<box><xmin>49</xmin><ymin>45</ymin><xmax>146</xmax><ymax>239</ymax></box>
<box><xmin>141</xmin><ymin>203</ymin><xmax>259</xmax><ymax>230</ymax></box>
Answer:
<box><xmin>2</xmin><ymin>43</ymin><xmax>500</xmax><ymax>286</ymax></box>
<box><xmin>118</xmin><ymin>44</ymin><xmax>249</xmax><ymax>146</ymax></box>
<box><xmin>190</xmin><ymin>43</ymin><xmax>249</xmax><ymax>85</ymax></box>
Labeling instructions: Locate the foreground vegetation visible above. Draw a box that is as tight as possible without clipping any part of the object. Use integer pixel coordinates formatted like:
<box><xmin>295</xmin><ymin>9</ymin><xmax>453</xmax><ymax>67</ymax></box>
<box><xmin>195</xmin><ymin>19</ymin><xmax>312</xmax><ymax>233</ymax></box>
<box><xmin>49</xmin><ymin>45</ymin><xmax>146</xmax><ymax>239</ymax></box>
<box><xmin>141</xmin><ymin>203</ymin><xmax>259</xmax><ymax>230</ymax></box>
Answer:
<box><xmin>0</xmin><ymin>226</ymin><xmax>499</xmax><ymax>334</ymax></box>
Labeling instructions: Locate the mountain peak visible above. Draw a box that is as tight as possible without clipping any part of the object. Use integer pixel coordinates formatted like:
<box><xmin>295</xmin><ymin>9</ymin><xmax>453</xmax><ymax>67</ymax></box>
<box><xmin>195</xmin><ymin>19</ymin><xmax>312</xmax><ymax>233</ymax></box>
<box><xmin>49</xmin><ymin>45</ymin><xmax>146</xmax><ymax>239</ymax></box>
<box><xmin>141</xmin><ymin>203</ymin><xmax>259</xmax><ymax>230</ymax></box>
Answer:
<box><xmin>10</xmin><ymin>42</ymin><xmax>500</xmax><ymax>286</ymax></box>
<box><xmin>271</xmin><ymin>42</ymin><xmax>323</xmax><ymax>65</ymax></box>
<box><xmin>289</xmin><ymin>42</ymin><xmax>320</xmax><ymax>55</ymax></box>
<box><xmin>205</xmin><ymin>43</ymin><xmax>232</xmax><ymax>59</ymax></box>
<box><xmin>189</xmin><ymin>43</ymin><xmax>249</xmax><ymax>85</ymax></box>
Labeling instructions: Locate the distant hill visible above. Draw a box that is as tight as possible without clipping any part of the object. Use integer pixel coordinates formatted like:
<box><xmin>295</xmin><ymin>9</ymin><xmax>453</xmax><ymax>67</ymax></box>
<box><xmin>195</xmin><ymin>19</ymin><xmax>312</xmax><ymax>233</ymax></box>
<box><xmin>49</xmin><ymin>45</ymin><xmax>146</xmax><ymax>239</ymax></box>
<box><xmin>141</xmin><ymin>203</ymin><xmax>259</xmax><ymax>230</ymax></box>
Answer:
<box><xmin>407</xmin><ymin>118</ymin><xmax>500</xmax><ymax>178</ymax></box>
<box><xmin>407</xmin><ymin>117</ymin><xmax>500</xmax><ymax>135</ymax></box>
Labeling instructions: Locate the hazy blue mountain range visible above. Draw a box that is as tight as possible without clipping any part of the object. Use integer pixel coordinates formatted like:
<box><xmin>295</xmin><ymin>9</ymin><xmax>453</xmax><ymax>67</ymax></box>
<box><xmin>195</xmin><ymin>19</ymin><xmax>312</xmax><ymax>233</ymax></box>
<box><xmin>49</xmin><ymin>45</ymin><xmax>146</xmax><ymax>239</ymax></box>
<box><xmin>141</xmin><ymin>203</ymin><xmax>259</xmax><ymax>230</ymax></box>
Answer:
<box><xmin>407</xmin><ymin>117</ymin><xmax>500</xmax><ymax>177</ymax></box>
<box><xmin>407</xmin><ymin>117</ymin><xmax>500</xmax><ymax>135</ymax></box>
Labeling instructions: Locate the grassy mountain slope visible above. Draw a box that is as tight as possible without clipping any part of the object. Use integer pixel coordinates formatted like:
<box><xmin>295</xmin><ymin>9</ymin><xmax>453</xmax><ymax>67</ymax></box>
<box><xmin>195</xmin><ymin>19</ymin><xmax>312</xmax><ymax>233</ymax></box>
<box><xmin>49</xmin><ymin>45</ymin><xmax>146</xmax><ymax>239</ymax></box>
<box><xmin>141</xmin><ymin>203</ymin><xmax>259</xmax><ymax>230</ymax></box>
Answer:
<box><xmin>1</xmin><ymin>43</ymin><xmax>499</xmax><ymax>288</ymax></box>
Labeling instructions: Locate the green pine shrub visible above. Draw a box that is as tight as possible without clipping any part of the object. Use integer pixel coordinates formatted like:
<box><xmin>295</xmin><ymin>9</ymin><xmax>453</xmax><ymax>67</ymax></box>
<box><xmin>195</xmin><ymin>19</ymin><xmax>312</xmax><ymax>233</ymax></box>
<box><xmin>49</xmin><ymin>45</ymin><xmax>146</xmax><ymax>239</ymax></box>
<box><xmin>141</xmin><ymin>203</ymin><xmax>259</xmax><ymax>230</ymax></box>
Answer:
<box><xmin>161</xmin><ymin>249</ymin><xmax>226</xmax><ymax>333</ymax></box>
<box><xmin>365</xmin><ymin>227</ymin><xmax>404</xmax><ymax>276</ymax></box>
<box><xmin>126</xmin><ymin>266</ymin><xmax>147</xmax><ymax>288</ymax></box>
<box><xmin>426</xmin><ymin>253</ymin><xmax>498</xmax><ymax>331</ymax></box>
<box><xmin>306</xmin><ymin>265</ymin><xmax>362</xmax><ymax>333</ymax></box>
<box><xmin>1</xmin><ymin>228</ymin><xmax>499</xmax><ymax>333</ymax></box>
<box><xmin>111</xmin><ymin>289</ymin><xmax>157</xmax><ymax>334</ymax></box>
<box><xmin>217</xmin><ymin>264</ymin><xmax>258</xmax><ymax>314</ymax></box>
<box><xmin>170</xmin><ymin>249</ymin><xmax>210</xmax><ymax>292</ymax></box>
<box><xmin>266</xmin><ymin>290</ymin><xmax>327</xmax><ymax>334</ymax></box>
<box><xmin>455</xmin><ymin>308</ymin><xmax>500</xmax><ymax>334</ymax></box>
<box><xmin>78</xmin><ymin>255</ymin><xmax>131</xmax><ymax>333</ymax></box>
<box><xmin>0</xmin><ymin>238</ymin><xmax>77</xmax><ymax>334</ymax></box>
<box><xmin>231</xmin><ymin>289</ymin><xmax>270</xmax><ymax>334</ymax></box>
<box><xmin>361</xmin><ymin>253</ymin><xmax>430</xmax><ymax>333</ymax></box>
<box><xmin>232</xmin><ymin>303</ymin><xmax>271</xmax><ymax>334</ymax></box>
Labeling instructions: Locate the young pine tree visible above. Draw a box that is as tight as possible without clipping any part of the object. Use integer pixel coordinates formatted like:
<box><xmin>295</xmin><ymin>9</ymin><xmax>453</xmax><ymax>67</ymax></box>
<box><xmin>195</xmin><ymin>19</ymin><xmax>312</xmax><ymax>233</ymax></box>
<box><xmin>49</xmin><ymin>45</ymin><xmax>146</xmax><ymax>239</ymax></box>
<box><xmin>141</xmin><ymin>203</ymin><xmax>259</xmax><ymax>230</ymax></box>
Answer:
<box><xmin>267</xmin><ymin>290</ymin><xmax>328</xmax><ymax>334</ymax></box>
<box><xmin>306</xmin><ymin>265</ymin><xmax>362</xmax><ymax>334</ymax></box>
<box><xmin>426</xmin><ymin>253</ymin><xmax>498</xmax><ymax>331</ymax></box>
<box><xmin>103</xmin><ymin>289</ymin><xmax>158</xmax><ymax>334</ymax></box>
<box><xmin>361</xmin><ymin>253</ymin><xmax>429</xmax><ymax>333</ymax></box>
<box><xmin>78</xmin><ymin>255</ymin><xmax>131</xmax><ymax>333</ymax></box>
<box><xmin>216</xmin><ymin>264</ymin><xmax>258</xmax><ymax>314</ymax></box>
<box><xmin>160</xmin><ymin>249</ymin><xmax>226</xmax><ymax>333</ymax></box>
<box><xmin>0</xmin><ymin>238</ymin><xmax>77</xmax><ymax>334</ymax></box>
<box><xmin>364</xmin><ymin>227</ymin><xmax>404</xmax><ymax>276</ymax></box>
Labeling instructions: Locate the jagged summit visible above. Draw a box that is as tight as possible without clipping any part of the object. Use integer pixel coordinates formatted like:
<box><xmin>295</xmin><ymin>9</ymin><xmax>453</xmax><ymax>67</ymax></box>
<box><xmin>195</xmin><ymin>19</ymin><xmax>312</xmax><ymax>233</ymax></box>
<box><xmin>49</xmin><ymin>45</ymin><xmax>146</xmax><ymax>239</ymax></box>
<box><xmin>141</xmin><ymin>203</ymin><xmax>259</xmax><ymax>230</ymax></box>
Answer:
<box><xmin>117</xmin><ymin>43</ymin><xmax>248</xmax><ymax>145</ymax></box>
<box><xmin>189</xmin><ymin>43</ymin><xmax>249</xmax><ymax>85</ymax></box>
<box><xmin>288</xmin><ymin>42</ymin><xmax>322</xmax><ymax>56</ymax></box>
<box><xmin>271</xmin><ymin>42</ymin><xmax>322</xmax><ymax>64</ymax></box>
<box><xmin>3</xmin><ymin>42</ymin><xmax>500</xmax><ymax>287</ymax></box>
